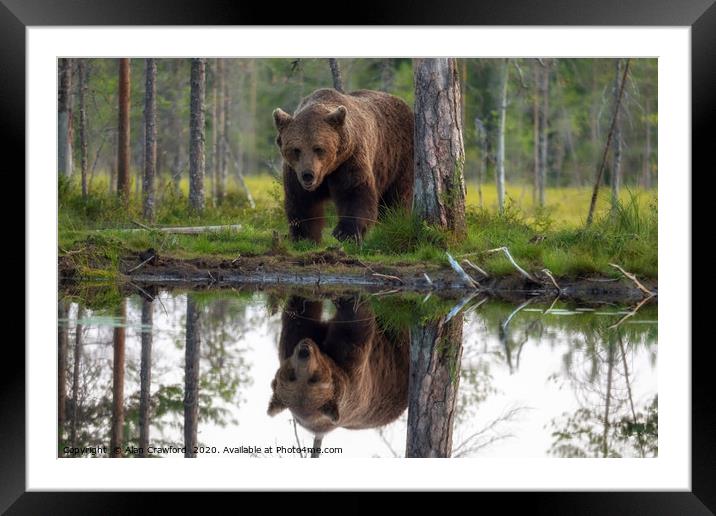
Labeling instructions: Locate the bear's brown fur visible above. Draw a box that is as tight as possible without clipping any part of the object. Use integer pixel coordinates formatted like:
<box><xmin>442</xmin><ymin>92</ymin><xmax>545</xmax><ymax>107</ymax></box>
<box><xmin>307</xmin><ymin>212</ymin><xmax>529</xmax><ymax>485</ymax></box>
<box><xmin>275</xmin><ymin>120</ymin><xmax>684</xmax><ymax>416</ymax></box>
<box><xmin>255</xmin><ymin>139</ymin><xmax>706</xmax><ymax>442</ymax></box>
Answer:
<box><xmin>273</xmin><ymin>88</ymin><xmax>414</xmax><ymax>242</ymax></box>
<box><xmin>267</xmin><ymin>295</ymin><xmax>409</xmax><ymax>437</ymax></box>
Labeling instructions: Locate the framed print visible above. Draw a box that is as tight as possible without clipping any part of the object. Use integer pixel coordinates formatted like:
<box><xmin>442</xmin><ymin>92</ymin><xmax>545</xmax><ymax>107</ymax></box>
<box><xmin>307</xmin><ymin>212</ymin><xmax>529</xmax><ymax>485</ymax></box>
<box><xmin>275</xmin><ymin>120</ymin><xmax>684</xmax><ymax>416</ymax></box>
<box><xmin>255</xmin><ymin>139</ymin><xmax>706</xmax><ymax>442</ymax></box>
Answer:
<box><xmin>7</xmin><ymin>0</ymin><xmax>713</xmax><ymax>512</ymax></box>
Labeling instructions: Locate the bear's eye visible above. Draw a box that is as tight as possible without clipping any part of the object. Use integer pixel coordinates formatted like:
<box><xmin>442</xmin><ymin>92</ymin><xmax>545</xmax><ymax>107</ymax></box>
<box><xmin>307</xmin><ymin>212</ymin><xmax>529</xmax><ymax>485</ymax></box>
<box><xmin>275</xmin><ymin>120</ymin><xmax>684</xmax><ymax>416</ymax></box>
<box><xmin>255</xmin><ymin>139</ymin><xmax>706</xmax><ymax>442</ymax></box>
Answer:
<box><xmin>313</xmin><ymin>147</ymin><xmax>325</xmax><ymax>156</ymax></box>
<box><xmin>287</xmin><ymin>370</ymin><xmax>297</xmax><ymax>382</ymax></box>
<box><xmin>291</xmin><ymin>148</ymin><xmax>301</xmax><ymax>158</ymax></box>
<box><xmin>308</xmin><ymin>375</ymin><xmax>320</xmax><ymax>384</ymax></box>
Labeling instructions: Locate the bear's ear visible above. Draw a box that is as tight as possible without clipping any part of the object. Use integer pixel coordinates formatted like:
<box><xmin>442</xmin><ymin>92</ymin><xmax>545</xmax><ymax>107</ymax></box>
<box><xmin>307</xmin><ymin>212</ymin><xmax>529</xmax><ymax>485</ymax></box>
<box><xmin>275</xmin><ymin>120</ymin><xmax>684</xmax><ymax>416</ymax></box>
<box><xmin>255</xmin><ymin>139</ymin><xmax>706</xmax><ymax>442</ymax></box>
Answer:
<box><xmin>273</xmin><ymin>108</ymin><xmax>293</xmax><ymax>131</ymax></box>
<box><xmin>267</xmin><ymin>393</ymin><xmax>286</xmax><ymax>417</ymax></box>
<box><xmin>320</xmin><ymin>399</ymin><xmax>340</xmax><ymax>423</ymax></box>
<box><xmin>325</xmin><ymin>105</ymin><xmax>347</xmax><ymax>127</ymax></box>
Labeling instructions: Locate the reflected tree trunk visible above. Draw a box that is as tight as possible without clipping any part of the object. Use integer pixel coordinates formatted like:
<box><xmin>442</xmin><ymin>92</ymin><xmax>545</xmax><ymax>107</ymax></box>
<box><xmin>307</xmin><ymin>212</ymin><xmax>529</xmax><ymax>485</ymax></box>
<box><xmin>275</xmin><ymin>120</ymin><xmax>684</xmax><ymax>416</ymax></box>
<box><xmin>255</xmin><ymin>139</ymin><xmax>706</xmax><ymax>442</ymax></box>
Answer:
<box><xmin>58</xmin><ymin>300</ymin><xmax>68</xmax><ymax>449</ymax></box>
<box><xmin>184</xmin><ymin>295</ymin><xmax>202</xmax><ymax>457</ymax></box>
<box><xmin>602</xmin><ymin>341</ymin><xmax>615</xmax><ymax>457</ymax></box>
<box><xmin>110</xmin><ymin>299</ymin><xmax>126</xmax><ymax>457</ymax></box>
<box><xmin>70</xmin><ymin>306</ymin><xmax>83</xmax><ymax>448</ymax></box>
<box><xmin>412</xmin><ymin>58</ymin><xmax>466</xmax><ymax>236</ymax></box>
<box><xmin>139</xmin><ymin>299</ymin><xmax>153</xmax><ymax>457</ymax></box>
<box><xmin>406</xmin><ymin>315</ymin><xmax>464</xmax><ymax>458</ymax></box>
<box><xmin>311</xmin><ymin>436</ymin><xmax>322</xmax><ymax>459</ymax></box>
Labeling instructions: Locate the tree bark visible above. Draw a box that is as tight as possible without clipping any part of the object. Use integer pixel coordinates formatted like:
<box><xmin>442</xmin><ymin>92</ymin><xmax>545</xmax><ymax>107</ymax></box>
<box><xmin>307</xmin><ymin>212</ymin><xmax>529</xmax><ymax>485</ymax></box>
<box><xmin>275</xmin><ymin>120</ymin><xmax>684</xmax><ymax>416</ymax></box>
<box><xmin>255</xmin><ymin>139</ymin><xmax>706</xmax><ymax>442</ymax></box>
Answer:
<box><xmin>328</xmin><ymin>58</ymin><xmax>345</xmax><ymax>93</ymax></box>
<box><xmin>611</xmin><ymin>59</ymin><xmax>623</xmax><ymax>215</ymax></box>
<box><xmin>586</xmin><ymin>59</ymin><xmax>631</xmax><ymax>226</ymax></box>
<box><xmin>642</xmin><ymin>98</ymin><xmax>652</xmax><ymax>189</ymax></box>
<box><xmin>602</xmin><ymin>342</ymin><xmax>615</xmax><ymax>457</ymax></box>
<box><xmin>406</xmin><ymin>315</ymin><xmax>464</xmax><ymax>457</ymax></box>
<box><xmin>381</xmin><ymin>58</ymin><xmax>394</xmax><ymax>92</ymax></box>
<box><xmin>170</xmin><ymin>59</ymin><xmax>183</xmax><ymax>194</ymax></box>
<box><xmin>117</xmin><ymin>58</ymin><xmax>131</xmax><ymax>203</ymax></box>
<box><xmin>496</xmin><ymin>59</ymin><xmax>509</xmax><ymax>213</ymax></box>
<box><xmin>412</xmin><ymin>58</ymin><xmax>466</xmax><ymax>236</ymax></box>
<box><xmin>110</xmin><ymin>299</ymin><xmax>126</xmax><ymax>457</ymax></box>
<box><xmin>58</xmin><ymin>58</ymin><xmax>73</xmax><ymax>177</ymax></box>
<box><xmin>536</xmin><ymin>59</ymin><xmax>550</xmax><ymax>207</ymax></box>
<box><xmin>139</xmin><ymin>299</ymin><xmax>153</xmax><ymax>457</ymax></box>
<box><xmin>57</xmin><ymin>300</ymin><xmax>68</xmax><ymax>448</ymax></box>
<box><xmin>77</xmin><ymin>60</ymin><xmax>88</xmax><ymax>197</ymax></box>
<box><xmin>188</xmin><ymin>58</ymin><xmax>206</xmax><ymax>213</ymax></box>
<box><xmin>210</xmin><ymin>60</ymin><xmax>218</xmax><ymax>205</ymax></box>
<box><xmin>70</xmin><ymin>306</ymin><xmax>83</xmax><ymax>449</ymax></box>
<box><xmin>184</xmin><ymin>295</ymin><xmax>201</xmax><ymax>457</ymax></box>
<box><xmin>222</xmin><ymin>60</ymin><xmax>231</xmax><ymax>198</ymax></box>
<box><xmin>214</xmin><ymin>58</ymin><xmax>226</xmax><ymax>202</ymax></box>
<box><xmin>247</xmin><ymin>58</ymin><xmax>258</xmax><ymax>175</ymax></box>
<box><xmin>143</xmin><ymin>59</ymin><xmax>157</xmax><ymax>221</ymax></box>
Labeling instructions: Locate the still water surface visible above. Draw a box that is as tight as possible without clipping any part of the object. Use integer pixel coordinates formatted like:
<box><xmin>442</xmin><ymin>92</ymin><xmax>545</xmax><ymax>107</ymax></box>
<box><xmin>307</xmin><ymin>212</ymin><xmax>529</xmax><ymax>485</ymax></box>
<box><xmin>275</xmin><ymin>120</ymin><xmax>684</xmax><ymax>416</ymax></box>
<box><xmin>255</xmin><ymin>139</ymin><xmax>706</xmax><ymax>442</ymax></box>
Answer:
<box><xmin>57</xmin><ymin>289</ymin><xmax>657</xmax><ymax>458</ymax></box>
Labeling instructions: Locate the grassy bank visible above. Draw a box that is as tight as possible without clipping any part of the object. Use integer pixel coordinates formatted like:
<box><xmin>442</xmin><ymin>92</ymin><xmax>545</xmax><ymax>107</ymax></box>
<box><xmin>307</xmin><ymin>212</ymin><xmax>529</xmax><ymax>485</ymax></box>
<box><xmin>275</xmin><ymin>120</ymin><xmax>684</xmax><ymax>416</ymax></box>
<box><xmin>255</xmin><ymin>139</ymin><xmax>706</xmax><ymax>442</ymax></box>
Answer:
<box><xmin>59</xmin><ymin>174</ymin><xmax>657</xmax><ymax>281</ymax></box>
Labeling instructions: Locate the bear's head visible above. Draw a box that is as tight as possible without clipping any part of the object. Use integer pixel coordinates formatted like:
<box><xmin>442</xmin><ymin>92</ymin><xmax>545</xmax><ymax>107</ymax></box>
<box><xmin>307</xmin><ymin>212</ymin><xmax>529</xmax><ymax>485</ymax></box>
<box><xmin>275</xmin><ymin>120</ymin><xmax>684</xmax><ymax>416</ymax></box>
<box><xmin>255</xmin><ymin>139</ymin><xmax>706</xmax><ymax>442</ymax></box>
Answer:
<box><xmin>272</xmin><ymin>105</ymin><xmax>347</xmax><ymax>192</ymax></box>
<box><xmin>267</xmin><ymin>337</ymin><xmax>346</xmax><ymax>435</ymax></box>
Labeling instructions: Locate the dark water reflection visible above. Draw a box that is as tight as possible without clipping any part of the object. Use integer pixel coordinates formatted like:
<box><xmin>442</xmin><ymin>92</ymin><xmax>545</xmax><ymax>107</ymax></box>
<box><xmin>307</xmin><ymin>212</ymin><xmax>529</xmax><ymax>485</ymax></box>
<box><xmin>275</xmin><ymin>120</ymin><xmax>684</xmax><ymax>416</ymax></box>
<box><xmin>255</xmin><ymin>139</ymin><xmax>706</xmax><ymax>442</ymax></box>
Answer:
<box><xmin>57</xmin><ymin>289</ymin><xmax>657</xmax><ymax>458</ymax></box>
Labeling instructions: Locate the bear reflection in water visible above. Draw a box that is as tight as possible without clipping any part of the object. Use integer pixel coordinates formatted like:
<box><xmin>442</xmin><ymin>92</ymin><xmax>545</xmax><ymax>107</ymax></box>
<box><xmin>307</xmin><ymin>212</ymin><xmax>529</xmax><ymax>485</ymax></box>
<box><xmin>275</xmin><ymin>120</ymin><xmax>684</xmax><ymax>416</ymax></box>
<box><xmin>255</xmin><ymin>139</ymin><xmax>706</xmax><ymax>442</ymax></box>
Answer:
<box><xmin>267</xmin><ymin>295</ymin><xmax>409</xmax><ymax>437</ymax></box>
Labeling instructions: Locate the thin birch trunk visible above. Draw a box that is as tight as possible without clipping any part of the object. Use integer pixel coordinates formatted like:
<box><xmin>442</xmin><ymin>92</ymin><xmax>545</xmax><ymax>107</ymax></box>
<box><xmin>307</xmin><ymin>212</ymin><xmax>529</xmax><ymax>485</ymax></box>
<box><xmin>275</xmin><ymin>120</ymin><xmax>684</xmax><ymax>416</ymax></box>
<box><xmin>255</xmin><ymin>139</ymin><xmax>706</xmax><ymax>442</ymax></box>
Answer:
<box><xmin>58</xmin><ymin>300</ymin><xmax>68</xmax><ymax>448</ymax></box>
<box><xmin>70</xmin><ymin>306</ymin><xmax>83</xmax><ymax>449</ymax></box>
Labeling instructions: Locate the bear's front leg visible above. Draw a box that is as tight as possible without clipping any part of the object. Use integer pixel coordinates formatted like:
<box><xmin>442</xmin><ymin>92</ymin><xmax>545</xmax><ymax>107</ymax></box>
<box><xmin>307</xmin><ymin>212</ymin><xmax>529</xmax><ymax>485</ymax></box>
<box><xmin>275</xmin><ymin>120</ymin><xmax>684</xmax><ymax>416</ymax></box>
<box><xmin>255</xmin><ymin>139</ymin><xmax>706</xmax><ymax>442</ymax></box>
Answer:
<box><xmin>331</xmin><ymin>183</ymin><xmax>378</xmax><ymax>243</ymax></box>
<box><xmin>283</xmin><ymin>164</ymin><xmax>326</xmax><ymax>243</ymax></box>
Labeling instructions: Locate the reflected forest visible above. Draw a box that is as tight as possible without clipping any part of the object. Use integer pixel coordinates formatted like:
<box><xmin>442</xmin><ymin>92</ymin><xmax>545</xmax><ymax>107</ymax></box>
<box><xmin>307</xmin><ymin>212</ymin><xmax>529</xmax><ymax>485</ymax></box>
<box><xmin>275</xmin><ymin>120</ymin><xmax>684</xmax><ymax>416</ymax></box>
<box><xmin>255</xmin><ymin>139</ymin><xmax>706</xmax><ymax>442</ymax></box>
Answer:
<box><xmin>58</xmin><ymin>288</ymin><xmax>656</xmax><ymax>458</ymax></box>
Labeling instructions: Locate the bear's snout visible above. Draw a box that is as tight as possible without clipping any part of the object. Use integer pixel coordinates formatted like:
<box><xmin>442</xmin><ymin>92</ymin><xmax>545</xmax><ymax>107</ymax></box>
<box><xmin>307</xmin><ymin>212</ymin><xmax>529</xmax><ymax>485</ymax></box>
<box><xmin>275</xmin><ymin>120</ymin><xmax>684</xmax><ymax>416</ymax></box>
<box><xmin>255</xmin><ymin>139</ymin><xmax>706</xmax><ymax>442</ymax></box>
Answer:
<box><xmin>296</xmin><ymin>339</ymin><xmax>313</xmax><ymax>360</ymax></box>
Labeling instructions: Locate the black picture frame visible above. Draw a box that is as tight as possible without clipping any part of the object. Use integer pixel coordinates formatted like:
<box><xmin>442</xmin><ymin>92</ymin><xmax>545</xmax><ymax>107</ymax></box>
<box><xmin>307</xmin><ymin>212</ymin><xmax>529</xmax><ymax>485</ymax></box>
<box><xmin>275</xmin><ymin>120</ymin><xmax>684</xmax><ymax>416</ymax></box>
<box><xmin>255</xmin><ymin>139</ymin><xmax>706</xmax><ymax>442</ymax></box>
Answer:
<box><xmin>7</xmin><ymin>0</ymin><xmax>711</xmax><ymax>513</ymax></box>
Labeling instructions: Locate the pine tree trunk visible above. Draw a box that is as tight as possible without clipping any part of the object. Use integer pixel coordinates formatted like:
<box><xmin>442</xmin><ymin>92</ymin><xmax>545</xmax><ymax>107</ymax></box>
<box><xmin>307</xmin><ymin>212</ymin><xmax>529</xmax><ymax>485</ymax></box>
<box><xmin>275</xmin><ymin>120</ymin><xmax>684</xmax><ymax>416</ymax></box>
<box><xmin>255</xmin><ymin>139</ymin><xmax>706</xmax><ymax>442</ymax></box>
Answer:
<box><xmin>381</xmin><ymin>58</ymin><xmax>394</xmax><ymax>92</ymax></box>
<box><xmin>533</xmin><ymin>61</ymin><xmax>540</xmax><ymax>204</ymax></box>
<box><xmin>58</xmin><ymin>58</ymin><xmax>73</xmax><ymax>177</ymax></box>
<box><xmin>412</xmin><ymin>58</ymin><xmax>466</xmax><ymax>236</ymax></box>
<box><xmin>643</xmin><ymin>98</ymin><xmax>652</xmax><ymax>189</ymax></box>
<box><xmin>77</xmin><ymin>60</ymin><xmax>88</xmax><ymax>197</ymax></box>
<box><xmin>57</xmin><ymin>300</ymin><xmax>68</xmax><ymax>448</ymax></box>
<box><xmin>214</xmin><ymin>59</ymin><xmax>225</xmax><ymax>202</ymax></box>
<box><xmin>110</xmin><ymin>299</ymin><xmax>126</xmax><ymax>457</ymax></box>
<box><xmin>70</xmin><ymin>306</ymin><xmax>83</xmax><ymax>449</ymax></box>
<box><xmin>143</xmin><ymin>59</ymin><xmax>157</xmax><ymax>221</ymax></box>
<box><xmin>537</xmin><ymin>59</ymin><xmax>550</xmax><ymax>207</ymax></box>
<box><xmin>405</xmin><ymin>315</ymin><xmax>464</xmax><ymax>457</ymax></box>
<box><xmin>210</xmin><ymin>60</ymin><xmax>218</xmax><ymax>205</ymax></box>
<box><xmin>170</xmin><ymin>59</ymin><xmax>183</xmax><ymax>194</ymax></box>
<box><xmin>184</xmin><ymin>295</ymin><xmax>201</xmax><ymax>457</ymax></box>
<box><xmin>222</xmin><ymin>60</ymin><xmax>231</xmax><ymax>198</ymax></box>
<box><xmin>117</xmin><ymin>58</ymin><xmax>131</xmax><ymax>203</ymax></box>
<box><xmin>496</xmin><ymin>59</ymin><xmax>509</xmax><ymax>213</ymax></box>
<box><xmin>188</xmin><ymin>58</ymin><xmax>206</xmax><ymax>213</ymax></box>
<box><xmin>247</xmin><ymin>58</ymin><xmax>258</xmax><ymax>175</ymax></box>
<box><xmin>139</xmin><ymin>299</ymin><xmax>153</xmax><ymax>457</ymax></box>
<box><xmin>611</xmin><ymin>59</ymin><xmax>623</xmax><ymax>215</ymax></box>
<box><xmin>328</xmin><ymin>58</ymin><xmax>345</xmax><ymax>92</ymax></box>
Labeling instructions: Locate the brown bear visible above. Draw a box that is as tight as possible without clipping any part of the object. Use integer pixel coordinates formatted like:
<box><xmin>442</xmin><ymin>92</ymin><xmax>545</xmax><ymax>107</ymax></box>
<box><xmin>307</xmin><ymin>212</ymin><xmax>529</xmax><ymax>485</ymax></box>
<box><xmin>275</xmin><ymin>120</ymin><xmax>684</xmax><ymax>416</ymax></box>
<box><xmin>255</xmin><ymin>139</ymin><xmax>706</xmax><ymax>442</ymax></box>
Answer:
<box><xmin>267</xmin><ymin>295</ymin><xmax>409</xmax><ymax>437</ymax></box>
<box><xmin>273</xmin><ymin>88</ymin><xmax>414</xmax><ymax>243</ymax></box>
